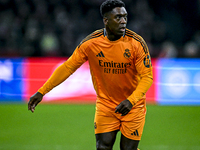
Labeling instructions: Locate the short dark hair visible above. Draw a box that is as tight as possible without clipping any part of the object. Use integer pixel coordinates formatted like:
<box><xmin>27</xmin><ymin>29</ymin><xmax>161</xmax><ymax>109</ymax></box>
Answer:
<box><xmin>100</xmin><ymin>0</ymin><xmax>125</xmax><ymax>17</ymax></box>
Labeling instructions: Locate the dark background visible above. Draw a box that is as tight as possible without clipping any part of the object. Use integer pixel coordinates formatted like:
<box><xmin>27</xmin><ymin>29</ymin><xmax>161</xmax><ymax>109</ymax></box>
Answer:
<box><xmin>0</xmin><ymin>0</ymin><xmax>199</xmax><ymax>58</ymax></box>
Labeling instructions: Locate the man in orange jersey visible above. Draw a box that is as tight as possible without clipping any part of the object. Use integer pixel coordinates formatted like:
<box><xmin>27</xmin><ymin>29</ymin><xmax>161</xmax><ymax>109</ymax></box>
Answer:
<box><xmin>28</xmin><ymin>0</ymin><xmax>153</xmax><ymax>149</ymax></box>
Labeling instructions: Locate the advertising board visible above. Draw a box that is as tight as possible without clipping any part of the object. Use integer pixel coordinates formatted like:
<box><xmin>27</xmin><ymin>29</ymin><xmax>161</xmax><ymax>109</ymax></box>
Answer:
<box><xmin>157</xmin><ymin>59</ymin><xmax>200</xmax><ymax>105</ymax></box>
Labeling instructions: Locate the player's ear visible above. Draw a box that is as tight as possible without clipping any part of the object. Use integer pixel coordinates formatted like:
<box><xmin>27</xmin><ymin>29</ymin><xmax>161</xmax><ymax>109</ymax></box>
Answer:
<box><xmin>103</xmin><ymin>17</ymin><xmax>108</xmax><ymax>25</ymax></box>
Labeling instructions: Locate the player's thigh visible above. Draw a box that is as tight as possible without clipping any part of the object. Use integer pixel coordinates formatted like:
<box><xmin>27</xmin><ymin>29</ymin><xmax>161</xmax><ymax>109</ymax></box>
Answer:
<box><xmin>94</xmin><ymin>108</ymin><xmax>120</xmax><ymax>134</ymax></box>
<box><xmin>120</xmin><ymin>109</ymin><xmax>146</xmax><ymax>141</ymax></box>
<box><xmin>95</xmin><ymin>130</ymin><xmax>118</xmax><ymax>150</ymax></box>
<box><xmin>120</xmin><ymin>133</ymin><xmax>139</xmax><ymax>150</ymax></box>
<box><xmin>94</xmin><ymin>108</ymin><xmax>120</xmax><ymax>149</ymax></box>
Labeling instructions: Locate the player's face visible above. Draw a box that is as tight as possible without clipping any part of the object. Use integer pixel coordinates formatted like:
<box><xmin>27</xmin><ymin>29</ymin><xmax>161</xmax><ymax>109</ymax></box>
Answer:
<box><xmin>104</xmin><ymin>7</ymin><xmax>127</xmax><ymax>40</ymax></box>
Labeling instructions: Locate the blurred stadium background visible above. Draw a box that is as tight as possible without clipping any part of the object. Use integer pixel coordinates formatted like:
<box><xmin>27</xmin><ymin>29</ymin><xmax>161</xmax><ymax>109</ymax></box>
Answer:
<box><xmin>0</xmin><ymin>0</ymin><xmax>200</xmax><ymax>150</ymax></box>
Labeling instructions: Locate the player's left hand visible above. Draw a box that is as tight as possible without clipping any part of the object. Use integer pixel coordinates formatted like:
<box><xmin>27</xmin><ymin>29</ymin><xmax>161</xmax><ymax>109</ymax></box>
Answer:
<box><xmin>115</xmin><ymin>99</ymin><xmax>133</xmax><ymax>116</ymax></box>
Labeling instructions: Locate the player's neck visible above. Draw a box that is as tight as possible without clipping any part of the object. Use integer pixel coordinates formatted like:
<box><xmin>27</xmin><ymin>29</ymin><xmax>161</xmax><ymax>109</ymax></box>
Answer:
<box><xmin>104</xmin><ymin>28</ymin><xmax>122</xmax><ymax>41</ymax></box>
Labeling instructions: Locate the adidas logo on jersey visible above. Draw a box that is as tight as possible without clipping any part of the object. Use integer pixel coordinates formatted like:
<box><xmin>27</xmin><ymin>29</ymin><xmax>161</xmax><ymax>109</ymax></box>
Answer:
<box><xmin>96</xmin><ymin>51</ymin><xmax>105</xmax><ymax>57</ymax></box>
<box><xmin>131</xmin><ymin>129</ymin><xmax>139</xmax><ymax>136</ymax></box>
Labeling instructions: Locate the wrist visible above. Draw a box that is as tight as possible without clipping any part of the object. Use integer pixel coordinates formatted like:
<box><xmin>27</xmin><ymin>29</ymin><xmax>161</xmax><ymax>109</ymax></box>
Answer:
<box><xmin>37</xmin><ymin>89</ymin><xmax>45</xmax><ymax>96</ymax></box>
<box><xmin>127</xmin><ymin>93</ymin><xmax>138</xmax><ymax>106</ymax></box>
<box><xmin>127</xmin><ymin>98</ymin><xmax>136</xmax><ymax>106</ymax></box>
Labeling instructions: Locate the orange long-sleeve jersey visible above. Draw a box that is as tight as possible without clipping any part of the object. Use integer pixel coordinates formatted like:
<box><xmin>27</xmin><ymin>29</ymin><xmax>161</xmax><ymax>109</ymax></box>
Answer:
<box><xmin>38</xmin><ymin>28</ymin><xmax>153</xmax><ymax>109</ymax></box>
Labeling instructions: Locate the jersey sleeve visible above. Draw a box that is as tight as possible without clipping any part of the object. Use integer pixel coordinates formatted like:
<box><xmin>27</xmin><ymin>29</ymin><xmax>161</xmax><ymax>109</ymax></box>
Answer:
<box><xmin>127</xmin><ymin>37</ymin><xmax>153</xmax><ymax>105</ymax></box>
<box><xmin>38</xmin><ymin>44</ymin><xmax>88</xmax><ymax>95</ymax></box>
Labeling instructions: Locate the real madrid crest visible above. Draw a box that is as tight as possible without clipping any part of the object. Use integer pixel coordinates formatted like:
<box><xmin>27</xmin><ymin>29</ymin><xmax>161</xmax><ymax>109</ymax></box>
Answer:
<box><xmin>123</xmin><ymin>49</ymin><xmax>131</xmax><ymax>58</ymax></box>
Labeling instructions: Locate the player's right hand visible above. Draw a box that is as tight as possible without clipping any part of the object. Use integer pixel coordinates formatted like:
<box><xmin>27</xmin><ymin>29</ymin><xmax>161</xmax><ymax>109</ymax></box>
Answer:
<box><xmin>28</xmin><ymin>92</ymin><xmax>43</xmax><ymax>113</ymax></box>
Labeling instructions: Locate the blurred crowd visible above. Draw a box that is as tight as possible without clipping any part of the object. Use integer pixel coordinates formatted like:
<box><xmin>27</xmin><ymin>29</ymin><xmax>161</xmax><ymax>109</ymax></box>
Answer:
<box><xmin>0</xmin><ymin>0</ymin><xmax>199</xmax><ymax>58</ymax></box>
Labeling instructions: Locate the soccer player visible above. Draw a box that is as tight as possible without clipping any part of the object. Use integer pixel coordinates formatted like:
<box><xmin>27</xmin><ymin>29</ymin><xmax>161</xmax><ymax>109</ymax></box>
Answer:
<box><xmin>28</xmin><ymin>0</ymin><xmax>153</xmax><ymax>150</ymax></box>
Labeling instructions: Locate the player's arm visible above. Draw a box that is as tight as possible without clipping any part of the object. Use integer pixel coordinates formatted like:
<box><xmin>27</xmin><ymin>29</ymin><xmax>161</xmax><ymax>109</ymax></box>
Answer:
<box><xmin>115</xmin><ymin>69</ymin><xmax>153</xmax><ymax>116</ymax></box>
<box><xmin>127</xmin><ymin>40</ymin><xmax>153</xmax><ymax>106</ymax></box>
<box><xmin>115</xmin><ymin>38</ymin><xmax>153</xmax><ymax>116</ymax></box>
<box><xmin>28</xmin><ymin>45</ymin><xmax>88</xmax><ymax>113</ymax></box>
<box><xmin>127</xmin><ymin>70</ymin><xmax>153</xmax><ymax>105</ymax></box>
<box><xmin>37</xmin><ymin>61</ymin><xmax>78</xmax><ymax>96</ymax></box>
<box><xmin>28</xmin><ymin>62</ymin><xmax>78</xmax><ymax>113</ymax></box>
